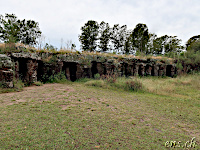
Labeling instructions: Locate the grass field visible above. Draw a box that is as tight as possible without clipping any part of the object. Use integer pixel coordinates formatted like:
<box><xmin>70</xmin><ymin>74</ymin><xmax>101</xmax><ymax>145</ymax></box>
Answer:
<box><xmin>0</xmin><ymin>74</ymin><xmax>199</xmax><ymax>149</ymax></box>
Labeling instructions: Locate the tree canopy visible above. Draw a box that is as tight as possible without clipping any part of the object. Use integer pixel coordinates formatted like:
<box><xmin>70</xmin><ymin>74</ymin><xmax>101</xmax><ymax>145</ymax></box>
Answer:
<box><xmin>79</xmin><ymin>20</ymin><xmax>99</xmax><ymax>52</ymax></box>
<box><xmin>186</xmin><ymin>35</ymin><xmax>200</xmax><ymax>52</ymax></box>
<box><xmin>79</xmin><ymin>20</ymin><xmax>185</xmax><ymax>55</ymax></box>
<box><xmin>131</xmin><ymin>23</ymin><xmax>149</xmax><ymax>53</ymax></box>
<box><xmin>0</xmin><ymin>13</ymin><xmax>42</xmax><ymax>46</ymax></box>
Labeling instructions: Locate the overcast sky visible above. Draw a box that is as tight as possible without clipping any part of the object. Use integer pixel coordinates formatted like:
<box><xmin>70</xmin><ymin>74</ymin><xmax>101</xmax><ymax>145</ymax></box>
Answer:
<box><xmin>1</xmin><ymin>0</ymin><xmax>200</xmax><ymax>50</ymax></box>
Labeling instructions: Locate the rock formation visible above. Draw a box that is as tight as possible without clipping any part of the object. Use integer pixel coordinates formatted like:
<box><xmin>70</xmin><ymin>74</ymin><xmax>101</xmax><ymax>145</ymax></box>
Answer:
<box><xmin>0</xmin><ymin>51</ymin><xmax>199</xmax><ymax>88</ymax></box>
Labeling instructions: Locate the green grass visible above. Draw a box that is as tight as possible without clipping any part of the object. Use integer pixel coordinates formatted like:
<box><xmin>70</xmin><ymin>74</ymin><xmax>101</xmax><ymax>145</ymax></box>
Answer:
<box><xmin>0</xmin><ymin>74</ymin><xmax>199</xmax><ymax>149</ymax></box>
<box><xmin>0</xmin><ymin>79</ymin><xmax>24</xmax><ymax>94</ymax></box>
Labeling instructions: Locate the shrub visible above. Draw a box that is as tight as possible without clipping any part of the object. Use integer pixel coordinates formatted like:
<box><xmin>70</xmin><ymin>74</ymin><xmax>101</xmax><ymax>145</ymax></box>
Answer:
<box><xmin>43</xmin><ymin>71</ymin><xmax>68</xmax><ymax>83</ymax></box>
<box><xmin>94</xmin><ymin>73</ymin><xmax>100</xmax><ymax>79</ymax></box>
<box><xmin>101</xmin><ymin>71</ymin><xmax>117</xmax><ymax>83</ymax></box>
<box><xmin>125</xmin><ymin>79</ymin><xmax>143</xmax><ymax>91</ymax></box>
<box><xmin>176</xmin><ymin>62</ymin><xmax>183</xmax><ymax>70</ymax></box>
<box><xmin>33</xmin><ymin>81</ymin><xmax>43</xmax><ymax>86</ymax></box>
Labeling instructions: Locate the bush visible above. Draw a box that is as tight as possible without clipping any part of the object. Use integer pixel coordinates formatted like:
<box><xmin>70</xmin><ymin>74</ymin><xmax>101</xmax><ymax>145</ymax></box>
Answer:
<box><xmin>176</xmin><ymin>62</ymin><xmax>183</xmax><ymax>70</ymax></box>
<box><xmin>101</xmin><ymin>71</ymin><xmax>117</xmax><ymax>83</ymax></box>
<box><xmin>94</xmin><ymin>73</ymin><xmax>100</xmax><ymax>79</ymax></box>
<box><xmin>125</xmin><ymin>79</ymin><xmax>143</xmax><ymax>91</ymax></box>
<box><xmin>43</xmin><ymin>71</ymin><xmax>68</xmax><ymax>83</ymax></box>
<box><xmin>33</xmin><ymin>81</ymin><xmax>43</xmax><ymax>86</ymax></box>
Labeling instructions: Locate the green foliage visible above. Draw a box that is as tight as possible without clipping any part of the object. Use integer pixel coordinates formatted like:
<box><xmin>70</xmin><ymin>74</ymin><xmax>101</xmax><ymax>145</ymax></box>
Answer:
<box><xmin>125</xmin><ymin>79</ymin><xmax>143</xmax><ymax>91</ymax></box>
<box><xmin>94</xmin><ymin>73</ymin><xmax>100</xmax><ymax>79</ymax></box>
<box><xmin>0</xmin><ymin>79</ymin><xmax>24</xmax><ymax>93</ymax></box>
<box><xmin>43</xmin><ymin>71</ymin><xmax>68</xmax><ymax>84</ymax></box>
<box><xmin>79</xmin><ymin>20</ymin><xmax>185</xmax><ymax>55</ymax></box>
<box><xmin>131</xmin><ymin>23</ymin><xmax>149</xmax><ymax>53</ymax></box>
<box><xmin>13</xmin><ymin>79</ymin><xmax>25</xmax><ymax>91</ymax></box>
<box><xmin>100</xmin><ymin>71</ymin><xmax>117</xmax><ymax>83</ymax></box>
<box><xmin>33</xmin><ymin>81</ymin><xmax>43</xmax><ymax>86</ymax></box>
<box><xmin>186</xmin><ymin>35</ymin><xmax>200</xmax><ymax>52</ymax></box>
<box><xmin>152</xmin><ymin>35</ymin><xmax>182</xmax><ymax>55</ymax></box>
<box><xmin>44</xmin><ymin>43</ymin><xmax>57</xmax><ymax>51</ymax></box>
<box><xmin>110</xmin><ymin>24</ymin><xmax>128</xmax><ymax>53</ymax></box>
<box><xmin>187</xmin><ymin>39</ymin><xmax>200</xmax><ymax>53</ymax></box>
<box><xmin>75</xmin><ymin>78</ymin><xmax>91</xmax><ymax>83</ymax></box>
<box><xmin>177</xmin><ymin>63</ymin><xmax>183</xmax><ymax>70</ymax></box>
<box><xmin>79</xmin><ymin>20</ymin><xmax>99</xmax><ymax>52</ymax></box>
<box><xmin>98</xmin><ymin>21</ymin><xmax>110</xmax><ymax>52</ymax></box>
<box><xmin>0</xmin><ymin>13</ymin><xmax>42</xmax><ymax>45</ymax></box>
<box><xmin>173</xmin><ymin>50</ymin><xmax>200</xmax><ymax>67</ymax></box>
<box><xmin>85</xmin><ymin>76</ymin><xmax>144</xmax><ymax>92</ymax></box>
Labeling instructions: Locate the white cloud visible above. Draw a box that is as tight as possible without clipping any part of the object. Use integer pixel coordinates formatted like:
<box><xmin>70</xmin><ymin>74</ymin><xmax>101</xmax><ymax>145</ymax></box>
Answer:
<box><xmin>1</xmin><ymin>0</ymin><xmax>200</xmax><ymax>48</ymax></box>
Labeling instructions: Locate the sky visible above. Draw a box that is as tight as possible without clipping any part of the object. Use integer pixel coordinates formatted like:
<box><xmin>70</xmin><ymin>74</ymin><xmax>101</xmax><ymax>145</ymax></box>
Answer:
<box><xmin>0</xmin><ymin>0</ymin><xmax>200</xmax><ymax>50</ymax></box>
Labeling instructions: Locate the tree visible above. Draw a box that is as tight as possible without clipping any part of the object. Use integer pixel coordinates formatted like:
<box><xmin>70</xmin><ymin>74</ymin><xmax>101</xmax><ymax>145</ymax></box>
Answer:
<box><xmin>131</xmin><ymin>23</ymin><xmax>149</xmax><ymax>54</ymax></box>
<box><xmin>79</xmin><ymin>20</ymin><xmax>99</xmax><ymax>52</ymax></box>
<box><xmin>186</xmin><ymin>35</ymin><xmax>200</xmax><ymax>52</ymax></box>
<box><xmin>164</xmin><ymin>36</ymin><xmax>182</xmax><ymax>53</ymax></box>
<box><xmin>123</xmin><ymin>30</ymin><xmax>132</xmax><ymax>54</ymax></box>
<box><xmin>44</xmin><ymin>43</ymin><xmax>57</xmax><ymax>51</ymax></box>
<box><xmin>146</xmin><ymin>33</ymin><xmax>157</xmax><ymax>54</ymax></box>
<box><xmin>153</xmin><ymin>36</ymin><xmax>164</xmax><ymax>55</ymax></box>
<box><xmin>153</xmin><ymin>35</ymin><xmax>182</xmax><ymax>55</ymax></box>
<box><xmin>0</xmin><ymin>13</ymin><xmax>42</xmax><ymax>46</ymax></box>
<box><xmin>98</xmin><ymin>21</ymin><xmax>110</xmax><ymax>52</ymax></box>
<box><xmin>110</xmin><ymin>24</ymin><xmax>127</xmax><ymax>53</ymax></box>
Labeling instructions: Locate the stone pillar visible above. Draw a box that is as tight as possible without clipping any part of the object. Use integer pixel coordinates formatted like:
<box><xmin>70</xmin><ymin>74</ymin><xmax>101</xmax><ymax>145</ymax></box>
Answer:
<box><xmin>145</xmin><ymin>64</ymin><xmax>152</xmax><ymax>76</ymax></box>
<box><xmin>171</xmin><ymin>65</ymin><xmax>176</xmax><ymax>77</ymax></box>
<box><xmin>126</xmin><ymin>63</ymin><xmax>133</xmax><ymax>76</ymax></box>
<box><xmin>159</xmin><ymin>64</ymin><xmax>166</xmax><ymax>76</ymax></box>
<box><xmin>66</xmin><ymin>67</ymin><xmax>71</xmax><ymax>80</ymax></box>
<box><xmin>96</xmin><ymin>62</ymin><xmax>104</xmax><ymax>75</ymax></box>
<box><xmin>26</xmin><ymin>59</ymin><xmax>38</xmax><ymax>84</ymax></box>
<box><xmin>134</xmin><ymin>64</ymin><xmax>139</xmax><ymax>76</ymax></box>
<box><xmin>139</xmin><ymin>63</ymin><xmax>145</xmax><ymax>76</ymax></box>
<box><xmin>82</xmin><ymin>66</ymin><xmax>92</xmax><ymax>78</ymax></box>
<box><xmin>0</xmin><ymin>70</ymin><xmax>14</xmax><ymax>88</ymax></box>
<box><xmin>154</xmin><ymin>65</ymin><xmax>159</xmax><ymax>76</ymax></box>
<box><xmin>14</xmin><ymin>60</ymin><xmax>19</xmax><ymax>80</ymax></box>
<box><xmin>131</xmin><ymin>64</ymin><xmax>134</xmax><ymax>76</ymax></box>
<box><xmin>57</xmin><ymin>61</ymin><xmax>63</xmax><ymax>73</ymax></box>
<box><xmin>0</xmin><ymin>54</ymin><xmax>14</xmax><ymax>88</ymax></box>
<box><xmin>105</xmin><ymin>62</ymin><xmax>112</xmax><ymax>75</ymax></box>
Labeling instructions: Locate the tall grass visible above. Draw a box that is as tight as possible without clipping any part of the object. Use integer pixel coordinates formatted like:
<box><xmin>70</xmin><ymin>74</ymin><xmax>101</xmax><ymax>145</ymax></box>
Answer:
<box><xmin>137</xmin><ymin>73</ymin><xmax>200</xmax><ymax>98</ymax></box>
<box><xmin>84</xmin><ymin>73</ymin><xmax>200</xmax><ymax>98</ymax></box>
<box><xmin>84</xmin><ymin>76</ymin><xmax>144</xmax><ymax>92</ymax></box>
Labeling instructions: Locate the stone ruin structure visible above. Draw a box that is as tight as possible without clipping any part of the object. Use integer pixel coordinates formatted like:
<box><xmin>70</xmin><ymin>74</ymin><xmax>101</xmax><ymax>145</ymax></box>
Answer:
<box><xmin>0</xmin><ymin>54</ymin><xmax>14</xmax><ymax>88</ymax></box>
<box><xmin>0</xmin><ymin>52</ymin><xmax>199</xmax><ymax>88</ymax></box>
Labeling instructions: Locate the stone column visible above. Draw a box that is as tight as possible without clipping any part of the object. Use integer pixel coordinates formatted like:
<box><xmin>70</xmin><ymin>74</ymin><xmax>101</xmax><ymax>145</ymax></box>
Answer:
<box><xmin>0</xmin><ymin>70</ymin><xmax>14</xmax><ymax>88</ymax></box>
<box><xmin>26</xmin><ymin>59</ymin><xmax>38</xmax><ymax>84</ymax></box>
<box><xmin>154</xmin><ymin>65</ymin><xmax>159</xmax><ymax>76</ymax></box>
<box><xmin>14</xmin><ymin>60</ymin><xmax>19</xmax><ymax>80</ymax></box>
<box><xmin>96</xmin><ymin>62</ymin><xmax>104</xmax><ymax>75</ymax></box>
<box><xmin>134</xmin><ymin>64</ymin><xmax>139</xmax><ymax>76</ymax></box>
<box><xmin>145</xmin><ymin>64</ymin><xmax>152</xmax><ymax>76</ymax></box>
<box><xmin>66</xmin><ymin>67</ymin><xmax>71</xmax><ymax>80</ymax></box>
<box><xmin>159</xmin><ymin>64</ymin><xmax>166</xmax><ymax>76</ymax></box>
<box><xmin>139</xmin><ymin>63</ymin><xmax>145</xmax><ymax>76</ymax></box>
